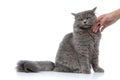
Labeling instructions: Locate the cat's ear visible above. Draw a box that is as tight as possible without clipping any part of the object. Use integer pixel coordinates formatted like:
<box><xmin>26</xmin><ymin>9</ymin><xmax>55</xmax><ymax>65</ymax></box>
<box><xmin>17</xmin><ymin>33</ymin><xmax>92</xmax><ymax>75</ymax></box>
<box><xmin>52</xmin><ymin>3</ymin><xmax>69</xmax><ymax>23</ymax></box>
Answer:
<box><xmin>92</xmin><ymin>7</ymin><xmax>97</xmax><ymax>12</ymax></box>
<box><xmin>71</xmin><ymin>13</ymin><xmax>76</xmax><ymax>17</ymax></box>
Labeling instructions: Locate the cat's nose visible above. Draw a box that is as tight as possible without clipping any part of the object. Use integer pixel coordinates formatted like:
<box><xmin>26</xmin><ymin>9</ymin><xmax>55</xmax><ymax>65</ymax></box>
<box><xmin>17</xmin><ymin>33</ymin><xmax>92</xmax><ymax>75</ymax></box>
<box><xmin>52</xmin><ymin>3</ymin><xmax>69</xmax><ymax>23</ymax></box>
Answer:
<box><xmin>83</xmin><ymin>20</ymin><xmax>87</xmax><ymax>24</ymax></box>
<box><xmin>84</xmin><ymin>21</ymin><xmax>86</xmax><ymax>24</ymax></box>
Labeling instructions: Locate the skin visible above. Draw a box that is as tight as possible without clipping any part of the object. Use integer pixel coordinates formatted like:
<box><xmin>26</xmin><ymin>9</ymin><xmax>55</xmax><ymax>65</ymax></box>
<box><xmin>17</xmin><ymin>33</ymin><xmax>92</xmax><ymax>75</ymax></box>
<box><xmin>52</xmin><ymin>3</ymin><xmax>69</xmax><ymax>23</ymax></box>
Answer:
<box><xmin>93</xmin><ymin>9</ymin><xmax>120</xmax><ymax>33</ymax></box>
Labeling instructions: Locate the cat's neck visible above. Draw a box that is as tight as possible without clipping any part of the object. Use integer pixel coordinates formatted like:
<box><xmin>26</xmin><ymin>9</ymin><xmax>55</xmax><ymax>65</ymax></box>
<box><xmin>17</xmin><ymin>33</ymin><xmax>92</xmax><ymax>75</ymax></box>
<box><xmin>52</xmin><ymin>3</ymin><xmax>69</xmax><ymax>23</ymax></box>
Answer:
<box><xmin>73</xmin><ymin>27</ymin><xmax>93</xmax><ymax>34</ymax></box>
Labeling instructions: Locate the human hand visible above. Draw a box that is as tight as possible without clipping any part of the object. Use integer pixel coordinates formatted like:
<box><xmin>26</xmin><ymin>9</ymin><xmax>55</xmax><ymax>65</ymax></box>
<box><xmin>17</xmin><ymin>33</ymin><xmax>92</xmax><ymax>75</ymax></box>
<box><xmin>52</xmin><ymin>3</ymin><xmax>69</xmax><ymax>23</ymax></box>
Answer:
<box><xmin>93</xmin><ymin>11</ymin><xmax>120</xmax><ymax>33</ymax></box>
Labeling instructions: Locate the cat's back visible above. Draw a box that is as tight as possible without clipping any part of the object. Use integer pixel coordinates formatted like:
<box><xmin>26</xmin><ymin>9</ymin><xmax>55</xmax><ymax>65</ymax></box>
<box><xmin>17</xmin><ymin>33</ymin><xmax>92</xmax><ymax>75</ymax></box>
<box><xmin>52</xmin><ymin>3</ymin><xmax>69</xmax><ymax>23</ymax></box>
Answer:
<box><xmin>61</xmin><ymin>32</ymin><xmax>73</xmax><ymax>45</ymax></box>
<box><xmin>58</xmin><ymin>32</ymin><xmax>73</xmax><ymax>51</ymax></box>
<box><xmin>63</xmin><ymin>32</ymin><xmax>73</xmax><ymax>41</ymax></box>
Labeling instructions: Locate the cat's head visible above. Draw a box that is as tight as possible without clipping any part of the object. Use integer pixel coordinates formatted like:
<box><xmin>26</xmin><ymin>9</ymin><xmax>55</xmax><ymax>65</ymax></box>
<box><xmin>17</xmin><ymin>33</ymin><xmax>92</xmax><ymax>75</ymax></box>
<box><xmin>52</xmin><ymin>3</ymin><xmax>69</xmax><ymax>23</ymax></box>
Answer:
<box><xmin>72</xmin><ymin>7</ymin><xmax>97</xmax><ymax>30</ymax></box>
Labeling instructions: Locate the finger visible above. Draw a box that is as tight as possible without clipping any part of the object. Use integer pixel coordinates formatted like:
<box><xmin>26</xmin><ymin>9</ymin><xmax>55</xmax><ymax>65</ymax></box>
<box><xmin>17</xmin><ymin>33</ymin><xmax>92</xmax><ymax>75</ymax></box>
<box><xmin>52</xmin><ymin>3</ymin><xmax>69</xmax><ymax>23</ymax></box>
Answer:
<box><xmin>93</xmin><ymin>23</ymin><xmax>101</xmax><ymax>33</ymax></box>
<box><xmin>95</xmin><ymin>27</ymin><xmax>99</xmax><ymax>33</ymax></box>
<box><xmin>101</xmin><ymin>25</ymin><xmax>107</xmax><ymax>32</ymax></box>
<box><xmin>101</xmin><ymin>27</ymin><xmax>105</xmax><ymax>32</ymax></box>
<box><xmin>93</xmin><ymin>23</ymin><xmax>98</xmax><ymax>32</ymax></box>
<box><xmin>92</xmin><ymin>24</ymin><xmax>96</xmax><ymax>32</ymax></box>
<box><xmin>95</xmin><ymin>24</ymin><xmax>101</xmax><ymax>33</ymax></box>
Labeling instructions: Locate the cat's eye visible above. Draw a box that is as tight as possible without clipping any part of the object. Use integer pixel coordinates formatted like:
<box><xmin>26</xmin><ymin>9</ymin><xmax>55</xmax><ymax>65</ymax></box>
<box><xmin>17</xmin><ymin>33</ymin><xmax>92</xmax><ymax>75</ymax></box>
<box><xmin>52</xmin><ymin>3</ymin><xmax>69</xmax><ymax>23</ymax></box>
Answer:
<box><xmin>78</xmin><ymin>18</ymin><xmax>83</xmax><ymax>21</ymax></box>
<box><xmin>80</xmin><ymin>19</ymin><xmax>83</xmax><ymax>20</ymax></box>
<box><xmin>86</xmin><ymin>17</ymin><xmax>91</xmax><ymax>19</ymax></box>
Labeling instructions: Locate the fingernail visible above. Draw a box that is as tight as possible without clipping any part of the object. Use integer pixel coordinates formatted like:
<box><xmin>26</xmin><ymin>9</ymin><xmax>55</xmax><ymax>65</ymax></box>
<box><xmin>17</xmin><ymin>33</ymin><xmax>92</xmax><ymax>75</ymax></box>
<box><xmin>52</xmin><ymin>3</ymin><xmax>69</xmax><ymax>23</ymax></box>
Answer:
<box><xmin>98</xmin><ymin>23</ymin><xmax>101</xmax><ymax>27</ymax></box>
<box><xmin>97</xmin><ymin>24</ymin><xmax>101</xmax><ymax>29</ymax></box>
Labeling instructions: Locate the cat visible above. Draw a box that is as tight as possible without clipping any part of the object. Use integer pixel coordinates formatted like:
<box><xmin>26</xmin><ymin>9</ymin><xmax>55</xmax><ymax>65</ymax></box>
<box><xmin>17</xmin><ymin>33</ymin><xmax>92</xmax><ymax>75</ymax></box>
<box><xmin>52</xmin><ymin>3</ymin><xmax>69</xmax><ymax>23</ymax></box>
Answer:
<box><xmin>16</xmin><ymin>7</ymin><xmax>104</xmax><ymax>74</ymax></box>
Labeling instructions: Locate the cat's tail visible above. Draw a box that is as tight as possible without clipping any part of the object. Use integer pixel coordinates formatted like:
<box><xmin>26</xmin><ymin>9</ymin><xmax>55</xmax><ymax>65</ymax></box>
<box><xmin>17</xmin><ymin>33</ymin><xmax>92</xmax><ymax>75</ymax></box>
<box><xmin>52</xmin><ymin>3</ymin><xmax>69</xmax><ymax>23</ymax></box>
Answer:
<box><xmin>16</xmin><ymin>60</ymin><xmax>55</xmax><ymax>73</ymax></box>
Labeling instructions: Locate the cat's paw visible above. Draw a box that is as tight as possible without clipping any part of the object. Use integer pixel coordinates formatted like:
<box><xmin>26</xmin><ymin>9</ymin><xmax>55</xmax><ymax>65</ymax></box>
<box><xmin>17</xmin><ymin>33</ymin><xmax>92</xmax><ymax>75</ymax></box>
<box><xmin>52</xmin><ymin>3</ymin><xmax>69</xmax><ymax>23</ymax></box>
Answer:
<box><xmin>54</xmin><ymin>67</ymin><xmax>71</xmax><ymax>72</ymax></box>
<box><xmin>93</xmin><ymin>67</ymin><xmax>104</xmax><ymax>73</ymax></box>
<box><xmin>81</xmin><ymin>64</ymin><xmax>91</xmax><ymax>74</ymax></box>
<box><xmin>72</xmin><ymin>69</ymin><xmax>82</xmax><ymax>73</ymax></box>
<box><xmin>73</xmin><ymin>70</ymin><xmax>81</xmax><ymax>73</ymax></box>
<box><xmin>82</xmin><ymin>69</ymin><xmax>91</xmax><ymax>74</ymax></box>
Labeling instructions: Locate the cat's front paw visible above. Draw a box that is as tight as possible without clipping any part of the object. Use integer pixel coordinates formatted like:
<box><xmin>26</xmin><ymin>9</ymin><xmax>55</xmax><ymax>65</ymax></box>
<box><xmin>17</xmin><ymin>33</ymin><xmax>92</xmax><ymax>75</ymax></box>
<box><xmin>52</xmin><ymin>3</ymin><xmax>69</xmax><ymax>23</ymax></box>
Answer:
<box><xmin>93</xmin><ymin>67</ymin><xmax>104</xmax><ymax>73</ymax></box>
<box><xmin>81</xmin><ymin>63</ymin><xmax>91</xmax><ymax>74</ymax></box>
<box><xmin>82</xmin><ymin>69</ymin><xmax>91</xmax><ymax>74</ymax></box>
<box><xmin>54</xmin><ymin>67</ymin><xmax>71</xmax><ymax>72</ymax></box>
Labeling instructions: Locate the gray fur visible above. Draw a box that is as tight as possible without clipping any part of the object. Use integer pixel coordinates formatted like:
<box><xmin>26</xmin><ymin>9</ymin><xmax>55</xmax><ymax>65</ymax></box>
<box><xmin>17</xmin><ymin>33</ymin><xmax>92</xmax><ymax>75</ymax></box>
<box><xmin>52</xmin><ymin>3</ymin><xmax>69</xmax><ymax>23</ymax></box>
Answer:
<box><xmin>16</xmin><ymin>7</ymin><xmax>104</xmax><ymax>74</ymax></box>
<box><xmin>17</xmin><ymin>60</ymin><xmax>55</xmax><ymax>72</ymax></box>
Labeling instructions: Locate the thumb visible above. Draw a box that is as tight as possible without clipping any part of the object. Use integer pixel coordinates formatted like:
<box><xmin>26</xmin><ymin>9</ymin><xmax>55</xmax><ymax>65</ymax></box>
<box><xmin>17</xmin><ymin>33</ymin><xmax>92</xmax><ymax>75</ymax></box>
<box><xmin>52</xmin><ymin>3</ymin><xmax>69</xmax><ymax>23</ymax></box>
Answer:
<box><xmin>101</xmin><ymin>25</ymin><xmax>107</xmax><ymax>32</ymax></box>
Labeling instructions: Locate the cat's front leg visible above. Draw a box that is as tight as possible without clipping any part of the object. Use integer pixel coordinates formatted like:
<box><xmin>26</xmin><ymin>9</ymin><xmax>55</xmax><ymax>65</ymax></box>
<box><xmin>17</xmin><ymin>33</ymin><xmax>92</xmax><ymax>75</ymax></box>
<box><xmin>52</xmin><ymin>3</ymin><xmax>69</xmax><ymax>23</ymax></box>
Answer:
<box><xmin>79</xmin><ymin>55</ymin><xmax>91</xmax><ymax>74</ymax></box>
<box><xmin>92</xmin><ymin>43</ymin><xmax>104</xmax><ymax>73</ymax></box>
<box><xmin>92</xmin><ymin>56</ymin><xmax>104</xmax><ymax>73</ymax></box>
<box><xmin>73</xmin><ymin>40</ymin><xmax>91</xmax><ymax>74</ymax></box>
<box><xmin>74</xmin><ymin>47</ymin><xmax>91</xmax><ymax>73</ymax></box>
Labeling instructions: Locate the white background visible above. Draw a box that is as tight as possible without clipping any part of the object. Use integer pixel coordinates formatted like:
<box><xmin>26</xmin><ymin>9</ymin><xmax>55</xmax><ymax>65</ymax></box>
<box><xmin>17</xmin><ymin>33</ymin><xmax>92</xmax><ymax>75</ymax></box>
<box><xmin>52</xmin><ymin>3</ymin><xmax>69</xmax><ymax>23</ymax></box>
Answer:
<box><xmin>0</xmin><ymin>0</ymin><xmax>120</xmax><ymax>80</ymax></box>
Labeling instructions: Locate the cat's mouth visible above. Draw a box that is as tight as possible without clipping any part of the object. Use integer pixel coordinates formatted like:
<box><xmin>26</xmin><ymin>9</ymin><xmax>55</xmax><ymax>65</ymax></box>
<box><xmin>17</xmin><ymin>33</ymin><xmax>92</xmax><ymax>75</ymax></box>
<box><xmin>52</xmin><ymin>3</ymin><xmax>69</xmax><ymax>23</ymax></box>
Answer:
<box><xmin>79</xmin><ymin>27</ymin><xmax>91</xmax><ymax>30</ymax></box>
<box><xmin>79</xmin><ymin>25</ymin><xmax>92</xmax><ymax>29</ymax></box>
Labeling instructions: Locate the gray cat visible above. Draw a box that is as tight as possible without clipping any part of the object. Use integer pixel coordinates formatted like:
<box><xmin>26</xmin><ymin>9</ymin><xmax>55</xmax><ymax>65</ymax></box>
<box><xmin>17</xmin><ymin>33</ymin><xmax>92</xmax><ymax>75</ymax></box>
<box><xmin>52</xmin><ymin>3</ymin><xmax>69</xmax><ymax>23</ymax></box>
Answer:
<box><xmin>16</xmin><ymin>7</ymin><xmax>104</xmax><ymax>74</ymax></box>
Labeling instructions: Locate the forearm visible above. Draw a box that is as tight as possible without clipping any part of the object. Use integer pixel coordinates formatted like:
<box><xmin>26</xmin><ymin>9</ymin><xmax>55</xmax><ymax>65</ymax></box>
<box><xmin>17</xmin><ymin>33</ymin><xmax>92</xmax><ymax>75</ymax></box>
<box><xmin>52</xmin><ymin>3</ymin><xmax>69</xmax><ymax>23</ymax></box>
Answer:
<box><xmin>111</xmin><ymin>9</ymin><xmax>120</xmax><ymax>19</ymax></box>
